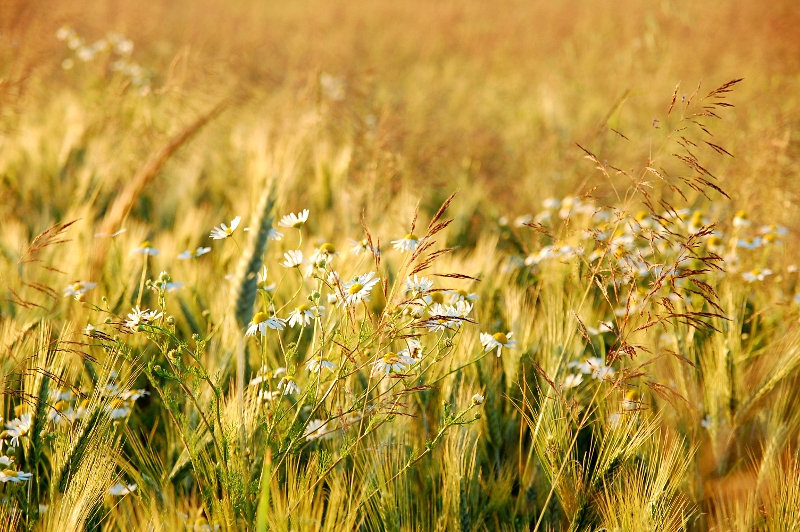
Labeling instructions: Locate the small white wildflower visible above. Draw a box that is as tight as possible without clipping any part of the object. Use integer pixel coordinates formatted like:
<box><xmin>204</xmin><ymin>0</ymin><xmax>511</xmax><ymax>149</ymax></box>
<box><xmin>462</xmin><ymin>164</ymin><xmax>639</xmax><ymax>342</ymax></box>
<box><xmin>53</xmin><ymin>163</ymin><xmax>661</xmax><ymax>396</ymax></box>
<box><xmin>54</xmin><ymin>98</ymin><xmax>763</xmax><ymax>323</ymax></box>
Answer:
<box><xmin>125</xmin><ymin>307</ymin><xmax>163</xmax><ymax>332</ymax></box>
<box><xmin>479</xmin><ymin>331</ymin><xmax>517</xmax><ymax>357</ymax></box>
<box><xmin>132</xmin><ymin>240</ymin><xmax>159</xmax><ymax>256</ymax></box>
<box><xmin>732</xmin><ymin>210</ymin><xmax>750</xmax><ymax>228</ymax></box>
<box><xmin>562</xmin><ymin>374</ymin><xmax>583</xmax><ymax>389</ymax></box>
<box><xmin>342</xmin><ymin>272</ymin><xmax>380</xmax><ymax>306</ymax></box>
<box><xmin>304</xmin><ymin>419</ymin><xmax>333</xmax><ymax>441</ymax></box>
<box><xmin>0</xmin><ymin>469</ymin><xmax>32</xmax><ymax>483</ymax></box>
<box><xmin>108</xmin><ymin>483</ymin><xmax>137</xmax><ymax>496</ymax></box>
<box><xmin>371</xmin><ymin>352</ymin><xmax>416</xmax><ymax>378</ymax></box>
<box><xmin>448</xmin><ymin>288</ymin><xmax>479</xmax><ymax>304</ymax></box>
<box><xmin>305</xmin><ymin>355</ymin><xmax>337</xmax><ymax>373</ymax></box>
<box><xmin>348</xmin><ymin>238</ymin><xmax>379</xmax><ymax>256</ymax></box>
<box><xmin>256</xmin><ymin>267</ymin><xmax>275</xmax><ymax>292</ymax></box>
<box><xmin>403</xmin><ymin>275</ymin><xmax>434</xmax><ymax>295</ymax></box>
<box><xmin>736</xmin><ymin>236</ymin><xmax>762</xmax><ymax>250</ymax></box>
<box><xmin>391</xmin><ymin>233</ymin><xmax>424</xmax><ymax>253</ymax></box>
<box><xmin>245</xmin><ymin>312</ymin><xmax>286</xmax><ymax>336</ymax></box>
<box><xmin>64</xmin><ymin>280</ymin><xmax>97</xmax><ymax>299</ymax></box>
<box><xmin>398</xmin><ymin>338</ymin><xmax>423</xmax><ymax>360</ymax></box>
<box><xmin>209</xmin><ymin>216</ymin><xmax>241</xmax><ymax>240</ymax></box>
<box><xmin>178</xmin><ymin>247</ymin><xmax>211</xmax><ymax>260</ymax></box>
<box><xmin>278</xmin><ymin>209</ymin><xmax>309</xmax><ymax>229</ymax></box>
<box><xmin>471</xmin><ymin>393</ymin><xmax>485</xmax><ymax>406</ymax></box>
<box><xmin>277</xmin><ymin>376</ymin><xmax>300</xmax><ymax>396</ymax></box>
<box><xmin>742</xmin><ymin>268</ymin><xmax>772</xmax><ymax>283</ymax></box>
<box><xmin>287</xmin><ymin>304</ymin><xmax>323</xmax><ymax>328</ymax></box>
<box><xmin>5</xmin><ymin>414</ymin><xmax>32</xmax><ymax>447</ymax></box>
<box><xmin>282</xmin><ymin>250</ymin><xmax>306</xmax><ymax>268</ymax></box>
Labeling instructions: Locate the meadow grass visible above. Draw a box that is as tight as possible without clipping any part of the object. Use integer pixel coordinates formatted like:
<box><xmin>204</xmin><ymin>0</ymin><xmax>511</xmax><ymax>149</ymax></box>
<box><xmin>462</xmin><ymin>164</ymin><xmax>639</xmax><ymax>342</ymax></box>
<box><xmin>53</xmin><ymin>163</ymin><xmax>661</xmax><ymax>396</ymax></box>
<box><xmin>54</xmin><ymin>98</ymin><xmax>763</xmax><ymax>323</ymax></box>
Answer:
<box><xmin>1</xmin><ymin>0</ymin><xmax>800</xmax><ymax>530</ymax></box>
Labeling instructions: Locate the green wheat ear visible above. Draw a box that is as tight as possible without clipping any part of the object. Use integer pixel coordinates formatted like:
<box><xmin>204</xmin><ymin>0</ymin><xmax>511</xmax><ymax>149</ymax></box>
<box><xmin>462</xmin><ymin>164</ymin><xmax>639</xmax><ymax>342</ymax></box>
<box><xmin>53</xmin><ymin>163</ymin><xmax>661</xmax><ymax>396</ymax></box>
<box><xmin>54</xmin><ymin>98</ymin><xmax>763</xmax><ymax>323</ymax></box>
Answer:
<box><xmin>233</xmin><ymin>180</ymin><xmax>277</xmax><ymax>330</ymax></box>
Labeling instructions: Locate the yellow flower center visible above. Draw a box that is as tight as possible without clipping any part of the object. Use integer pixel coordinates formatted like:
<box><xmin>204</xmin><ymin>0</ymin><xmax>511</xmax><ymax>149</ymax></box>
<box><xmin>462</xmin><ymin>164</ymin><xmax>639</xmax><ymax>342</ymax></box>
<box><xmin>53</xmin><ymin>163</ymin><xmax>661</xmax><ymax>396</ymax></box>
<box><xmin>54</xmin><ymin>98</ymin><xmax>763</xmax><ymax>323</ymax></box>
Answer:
<box><xmin>348</xmin><ymin>283</ymin><xmax>364</xmax><ymax>295</ymax></box>
<box><xmin>320</xmin><ymin>243</ymin><xmax>336</xmax><ymax>254</ymax></box>
<box><xmin>140</xmin><ymin>240</ymin><xmax>152</xmax><ymax>249</ymax></box>
<box><xmin>635</xmin><ymin>211</ymin><xmax>648</xmax><ymax>221</ymax></box>
<box><xmin>708</xmin><ymin>236</ymin><xmax>721</xmax><ymax>246</ymax></box>
<box><xmin>625</xmin><ymin>389</ymin><xmax>640</xmax><ymax>401</ymax></box>
<box><xmin>225</xmin><ymin>226</ymin><xmax>233</xmax><ymax>235</ymax></box>
<box><xmin>430</xmin><ymin>292</ymin><xmax>444</xmax><ymax>304</ymax></box>
<box><xmin>253</xmin><ymin>312</ymin><xmax>268</xmax><ymax>324</ymax></box>
<box><xmin>3</xmin><ymin>469</ymin><xmax>18</xmax><ymax>478</ymax></box>
<box><xmin>405</xmin><ymin>233</ymin><xmax>418</xmax><ymax>241</ymax></box>
<box><xmin>735</xmin><ymin>210</ymin><xmax>747</xmax><ymax>219</ymax></box>
<box><xmin>492</xmin><ymin>332</ymin><xmax>508</xmax><ymax>344</ymax></box>
<box><xmin>457</xmin><ymin>289</ymin><xmax>468</xmax><ymax>297</ymax></box>
<box><xmin>55</xmin><ymin>400</ymin><xmax>69</xmax><ymax>412</ymax></box>
<box><xmin>297</xmin><ymin>304</ymin><xmax>311</xmax><ymax>312</ymax></box>
<box><xmin>750</xmin><ymin>269</ymin><xmax>761</xmax><ymax>276</ymax></box>
<box><xmin>292</xmin><ymin>220</ymin><xmax>304</xmax><ymax>228</ymax></box>
<box><xmin>382</xmin><ymin>352</ymin><xmax>399</xmax><ymax>364</ymax></box>
<box><xmin>764</xmin><ymin>233</ymin><xmax>776</xmax><ymax>243</ymax></box>
<box><xmin>72</xmin><ymin>282</ymin><xmax>83</xmax><ymax>291</ymax></box>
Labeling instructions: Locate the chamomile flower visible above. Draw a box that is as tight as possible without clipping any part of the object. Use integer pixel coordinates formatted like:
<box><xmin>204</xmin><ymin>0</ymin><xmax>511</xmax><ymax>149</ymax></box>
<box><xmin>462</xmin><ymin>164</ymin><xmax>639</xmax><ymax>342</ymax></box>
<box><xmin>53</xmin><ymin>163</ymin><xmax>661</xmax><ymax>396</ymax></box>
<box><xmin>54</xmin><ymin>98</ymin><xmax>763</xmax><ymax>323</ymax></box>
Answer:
<box><xmin>448</xmin><ymin>289</ymin><xmax>479</xmax><ymax>304</ymax></box>
<box><xmin>732</xmin><ymin>210</ymin><xmax>750</xmax><ymax>228</ymax></box>
<box><xmin>278</xmin><ymin>209</ymin><xmax>309</xmax><ymax>229</ymax></box>
<box><xmin>5</xmin><ymin>414</ymin><xmax>32</xmax><ymax>446</ymax></box>
<box><xmin>282</xmin><ymin>250</ymin><xmax>306</xmax><ymax>268</ymax></box>
<box><xmin>306</xmin><ymin>244</ymin><xmax>337</xmax><ymax>275</ymax></box>
<box><xmin>425</xmin><ymin>301</ymin><xmax>473</xmax><ymax>331</ymax></box>
<box><xmin>398</xmin><ymin>338</ymin><xmax>424</xmax><ymax>360</ymax></box>
<box><xmin>277</xmin><ymin>375</ymin><xmax>300</xmax><ymax>396</ymax></box>
<box><xmin>371</xmin><ymin>352</ymin><xmax>416</xmax><ymax>378</ymax></box>
<box><xmin>342</xmin><ymin>272</ymin><xmax>380</xmax><ymax>306</ymax></box>
<box><xmin>622</xmin><ymin>389</ymin><xmax>641</xmax><ymax>411</ymax></box>
<box><xmin>471</xmin><ymin>393</ymin><xmax>485</xmax><ymax>406</ymax></box>
<box><xmin>737</xmin><ymin>236</ymin><xmax>762</xmax><ymax>250</ymax></box>
<box><xmin>479</xmin><ymin>331</ymin><xmax>517</xmax><ymax>357</ymax></box>
<box><xmin>0</xmin><ymin>456</ymin><xmax>12</xmax><ymax>467</ymax></box>
<box><xmin>132</xmin><ymin>240</ymin><xmax>159</xmax><ymax>256</ymax></box>
<box><xmin>125</xmin><ymin>307</ymin><xmax>163</xmax><ymax>332</ymax></box>
<box><xmin>305</xmin><ymin>355</ymin><xmax>337</xmax><ymax>373</ymax></box>
<box><xmin>391</xmin><ymin>233</ymin><xmax>424</xmax><ymax>253</ymax></box>
<box><xmin>304</xmin><ymin>419</ymin><xmax>332</xmax><ymax>441</ymax></box>
<box><xmin>209</xmin><ymin>216</ymin><xmax>241</xmax><ymax>240</ymax></box>
<box><xmin>403</xmin><ymin>275</ymin><xmax>434</xmax><ymax>295</ymax></box>
<box><xmin>0</xmin><ymin>469</ymin><xmax>32</xmax><ymax>483</ymax></box>
<box><xmin>249</xmin><ymin>366</ymin><xmax>286</xmax><ymax>386</ymax></box>
<box><xmin>257</xmin><ymin>267</ymin><xmax>275</xmax><ymax>292</ymax></box>
<box><xmin>64</xmin><ymin>281</ymin><xmax>97</xmax><ymax>299</ymax></box>
<box><xmin>570</xmin><ymin>357</ymin><xmax>615</xmax><ymax>381</ymax></box>
<box><xmin>245</xmin><ymin>312</ymin><xmax>286</xmax><ymax>336</ymax></box>
<box><xmin>742</xmin><ymin>268</ymin><xmax>772</xmax><ymax>283</ymax></box>
<box><xmin>563</xmin><ymin>374</ymin><xmax>583</xmax><ymax>389</ymax></box>
<box><xmin>349</xmin><ymin>238</ymin><xmax>379</xmax><ymax>256</ymax></box>
<box><xmin>287</xmin><ymin>304</ymin><xmax>323</xmax><ymax>327</ymax></box>
<box><xmin>178</xmin><ymin>247</ymin><xmax>211</xmax><ymax>260</ymax></box>
<box><xmin>268</xmin><ymin>228</ymin><xmax>284</xmax><ymax>241</ymax></box>
<box><xmin>108</xmin><ymin>483</ymin><xmax>137</xmax><ymax>496</ymax></box>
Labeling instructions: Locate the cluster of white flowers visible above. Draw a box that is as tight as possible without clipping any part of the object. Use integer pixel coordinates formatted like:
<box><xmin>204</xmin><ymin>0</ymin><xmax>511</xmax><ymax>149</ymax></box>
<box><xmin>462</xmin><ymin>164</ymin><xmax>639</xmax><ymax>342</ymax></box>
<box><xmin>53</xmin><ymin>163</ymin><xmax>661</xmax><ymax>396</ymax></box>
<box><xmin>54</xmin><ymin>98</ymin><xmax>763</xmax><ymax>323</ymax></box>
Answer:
<box><xmin>56</xmin><ymin>26</ymin><xmax>151</xmax><ymax>92</ymax></box>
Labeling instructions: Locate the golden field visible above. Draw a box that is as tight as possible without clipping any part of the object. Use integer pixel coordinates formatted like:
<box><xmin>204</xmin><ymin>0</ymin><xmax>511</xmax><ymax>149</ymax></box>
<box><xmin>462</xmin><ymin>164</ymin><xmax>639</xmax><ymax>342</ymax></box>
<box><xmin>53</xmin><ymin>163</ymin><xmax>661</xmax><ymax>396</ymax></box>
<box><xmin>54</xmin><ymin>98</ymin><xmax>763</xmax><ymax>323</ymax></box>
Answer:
<box><xmin>1</xmin><ymin>0</ymin><xmax>800</xmax><ymax>530</ymax></box>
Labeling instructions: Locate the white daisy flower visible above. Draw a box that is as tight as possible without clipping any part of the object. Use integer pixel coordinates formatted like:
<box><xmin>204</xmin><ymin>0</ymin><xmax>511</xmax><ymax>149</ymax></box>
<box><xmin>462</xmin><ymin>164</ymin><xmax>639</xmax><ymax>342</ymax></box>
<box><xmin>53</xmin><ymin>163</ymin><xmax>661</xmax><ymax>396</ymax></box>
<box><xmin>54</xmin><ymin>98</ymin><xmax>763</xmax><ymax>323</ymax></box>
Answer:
<box><xmin>282</xmin><ymin>250</ymin><xmax>306</xmax><ymax>268</ymax></box>
<box><xmin>348</xmin><ymin>238</ymin><xmax>379</xmax><ymax>256</ymax></box>
<box><xmin>257</xmin><ymin>267</ymin><xmax>275</xmax><ymax>292</ymax></box>
<box><xmin>125</xmin><ymin>307</ymin><xmax>163</xmax><ymax>332</ymax></box>
<box><xmin>305</xmin><ymin>355</ymin><xmax>337</xmax><ymax>373</ymax></box>
<box><xmin>277</xmin><ymin>376</ymin><xmax>300</xmax><ymax>396</ymax></box>
<box><xmin>245</xmin><ymin>312</ymin><xmax>286</xmax><ymax>336</ymax></box>
<box><xmin>0</xmin><ymin>456</ymin><xmax>12</xmax><ymax>467</ymax></box>
<box><xmin>563</xmin><ymin>374</ymin><xmax>583</xmax><ymax>389</ymax></box>
<box><xmin>249</xmin><ymin>366</ymin><xmax>286</xmax><ymax>386</ymax></box>
<box><xmin>108</xmin><ymin>483</ymin><xmax>137</xmax><ymax>496</ymax></box>
<box><xmin>257</xmin><ymin>390</ymin><xmax>282</xmax><ymax>402</ymax></box>
<box><xmin>342</xmin><ymin>272</ymin><xmax>380</xmax><ymax>306</ymax></box>
<box><xmin>391</xmin><ymin>233</ymin><xmax>424</xmax><ymax>253</ymax></box>
<box><xmin>178</xmin><ymin>247</ymin><xmax>211</xmax><ymax>260</ymax></box>
<box><xmin>304</xmin><ymin>419</ymin><xmax>333</xmax><ymax>441</ymax></box>
<box><xmin>64</xmin><ymin>280</ymin><xmax>97</xmax><ymax>299</ymax></box>
<box><xmin>209</xmin><ymin>216</ymin><xmax>241</xmax><ymax>240</ymax></box>
<box><xmin>425</xmin><ymin>301</ymin><xmax>473</xmax><ymax>331</ymax></box>
<box><xmin>5</xmin><ymin>414</ymin><xmax>32</xmax><ymax>446</ymax></box>
<box><xmin>732</xmin><ymin>210</ymin><xmax>750</xmax><ymax>228</ymax></box>
<box><xmin>287</xmin><ymin>304</ymin><xmax>323</xmax><ymax>328</ymax></box>
<box><xmin>398</xmin><ymin>338</ymin><xmax>423</xmax><ymax>360</ymax></box>
<box><xmin>471</xmin><ymin>393</ymin><xmax>485</xmax><ymax>406</ymax></box>
<box><xmin>132</xmin><ymin>240</ymin><xmax>159</xmax><ymax>256</ymax></box>
<box><xmin>480</xmin><ymin>331</ymin><xmax>517</xmax><ymax>357</ymax></box>
<box><xmin>403</xmin><ymin>275</ymin><xmax>434</xmax><ymax>295</ymax></box>
<box><xmin>448</xmin><ymin>289</ymin><xmax>479</xmax><ymax>304</ymax></box>
<box><xmin>569</xmin><ymin>357</ymin><xmax>615</xmax><ymax>381</ymax></box>
<box><xmin>371</xmin><ymin>352</ymin><xmax>416</xmax><ymax>378</ymax></box>
<box><xmin>278</xmin><ymin>209</ymin><xmax>309</xmax><ymax>229</ymax></box>
<box><xmin>736</xmin><ymin>236</ymin><xmax>762</xmax><ymax>250</ymax></box>
<box><xmin>742</xmin><ymin>268</ymin><xmax>772</xmax><ymax>283</ymax></box>
<box><xmin>107</xmin><ymin>399</ymin><xmax>131</xmax><ymax>419</ymax></box>
<box><xmin>267</xmin><ymin>227</ymin><xmax>283</xmax><ymax>242</ymax></box>
<box><xmin>0</xmin><ymin>469</ymin><xmax>32</xmax><ymax>483</ymax></box>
